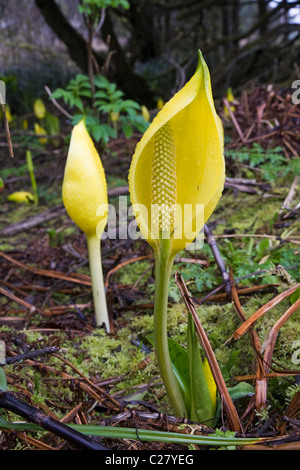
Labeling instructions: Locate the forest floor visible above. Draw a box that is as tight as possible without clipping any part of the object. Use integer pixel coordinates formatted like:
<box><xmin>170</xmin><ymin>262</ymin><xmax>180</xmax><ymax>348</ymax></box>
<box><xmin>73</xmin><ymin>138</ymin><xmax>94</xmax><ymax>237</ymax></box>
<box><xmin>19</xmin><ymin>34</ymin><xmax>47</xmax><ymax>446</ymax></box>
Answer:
<box><xmin>0</xmin><ymin>85</ymin><xmax>299</xmax><ymax>451</ymax></box>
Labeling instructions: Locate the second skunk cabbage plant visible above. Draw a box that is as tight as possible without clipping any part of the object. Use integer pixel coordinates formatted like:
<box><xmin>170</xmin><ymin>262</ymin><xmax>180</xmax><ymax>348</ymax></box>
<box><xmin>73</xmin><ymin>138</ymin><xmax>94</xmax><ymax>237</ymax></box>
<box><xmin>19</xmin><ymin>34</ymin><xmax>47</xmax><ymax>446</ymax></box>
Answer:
<box><xmin>62</xmin><ymin>119</ymin><xmax>110</xmax><ymax>332</ymax></box>
<box><xmin>129</xmin><ymin>51</ymin><xmax>225</xmax><ymax>420</ymax></box>
<box><xmin>33</xmin><ymin>99</ymin><xmax>46</xmax><ymax>120</ymax></box>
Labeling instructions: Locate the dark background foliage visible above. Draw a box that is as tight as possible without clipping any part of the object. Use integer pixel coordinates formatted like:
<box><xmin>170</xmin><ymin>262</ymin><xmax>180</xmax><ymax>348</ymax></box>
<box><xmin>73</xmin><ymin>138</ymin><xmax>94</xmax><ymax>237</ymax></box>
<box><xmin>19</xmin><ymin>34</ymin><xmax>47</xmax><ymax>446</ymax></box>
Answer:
<box><xmin>1</xmin><ymin>0</ymin><xmax>299</xmax><ymax>108</ymax></box>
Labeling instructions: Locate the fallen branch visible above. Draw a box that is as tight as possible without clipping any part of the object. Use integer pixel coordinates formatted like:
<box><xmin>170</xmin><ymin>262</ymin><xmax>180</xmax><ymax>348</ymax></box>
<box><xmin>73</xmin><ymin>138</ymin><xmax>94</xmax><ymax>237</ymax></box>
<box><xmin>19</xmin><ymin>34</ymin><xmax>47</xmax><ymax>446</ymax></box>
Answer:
<box><xmin>0</xmin><ymin>250</ymin><xmax>92</xmax><ymax>287</ymax></box>
<box><xmin>204</xmin><ymin>224</ymin><xmax>231</xmax><ymax>297</ymax></box>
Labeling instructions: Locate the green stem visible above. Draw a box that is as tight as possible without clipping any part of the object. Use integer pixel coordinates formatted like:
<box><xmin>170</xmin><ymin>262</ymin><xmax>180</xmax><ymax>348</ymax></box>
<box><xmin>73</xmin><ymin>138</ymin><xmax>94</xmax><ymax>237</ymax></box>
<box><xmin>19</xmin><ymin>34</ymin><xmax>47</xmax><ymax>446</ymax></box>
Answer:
<box><xmin>26</xmin><ymin>150</ymin><xmax>38</xmax><ymax>204</ymax></box>
<box><xmin>86</xmin><ymin>234</ymin><xmax>110</xmax><ymax>332</ymax></box>
<box><xmin>154</xmin><ymin>233</ymin><xmax>187</xmax><ymax>418</ymax></box>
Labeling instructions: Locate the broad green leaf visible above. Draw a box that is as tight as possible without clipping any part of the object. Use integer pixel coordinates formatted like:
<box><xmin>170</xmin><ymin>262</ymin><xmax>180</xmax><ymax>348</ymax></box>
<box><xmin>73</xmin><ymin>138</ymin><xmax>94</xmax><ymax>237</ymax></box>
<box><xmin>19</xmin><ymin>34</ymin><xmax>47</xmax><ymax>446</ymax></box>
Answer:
<box><xmin>215</xmin><ymin>382</ymin><xmax>254</xmax><ymax>424</ymax></box>
<box><xmin>256</xmin><ymin>238</ymin><xmax>270</xmax><ymax>256</ymax></box>
<box><xmin>167</xmin><ymin>338</ymin><xmax>191</xmax><ymax>415</ymax></box>
<box><xmin>227</xmin><ymin>382</ymin><xmax>255</xmax><ymax>401</ymax></box>
<box><xmin>147</xmin><ymin>334</ymin><xmax>191</xmax><ymax>415</ymax></box>
<box><xmin>187</xmin><ymin>313</ymin><xmax>215</xmax><ymax>423</ymax></box>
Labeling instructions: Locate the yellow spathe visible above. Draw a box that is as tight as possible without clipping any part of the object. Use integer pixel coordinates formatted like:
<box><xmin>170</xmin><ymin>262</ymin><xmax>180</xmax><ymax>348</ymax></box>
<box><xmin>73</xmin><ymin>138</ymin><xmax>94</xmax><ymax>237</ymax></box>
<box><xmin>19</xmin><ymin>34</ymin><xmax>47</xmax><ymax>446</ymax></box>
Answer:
<box><xmin>203</xmin><ymin>357</ymin><xmax>217</xmax><ymax>411</ymax></box>
<box><xmin>33</xmin><ymin>98</ymin><xmax>46</xmax><ymax>119</ymax></box>
<box><xmin>7</xmin><ymin>191</ymin><xmax>35</xmax><ymax>204</ymax></box>
<box><xmin>34</xmin><ymin>123</ymin><xmax>48</xmax><ymax>144</ymax></box>
<box><xmin>62</xmin><ymin>119</ymin><xmax>108</xmax><ymax>237</ymax></box>
<box><xmin>129</xmin><ymin>51</ymin><xmax>225</xmax><ymax>256</ymax></box>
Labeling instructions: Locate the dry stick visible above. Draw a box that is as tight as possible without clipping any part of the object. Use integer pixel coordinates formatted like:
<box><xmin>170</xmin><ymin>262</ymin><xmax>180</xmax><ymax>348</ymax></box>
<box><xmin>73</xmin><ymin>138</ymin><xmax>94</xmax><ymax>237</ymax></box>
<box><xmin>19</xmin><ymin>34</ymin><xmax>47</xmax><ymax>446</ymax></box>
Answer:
<box><xmin>0</xmin><ymin>205</ymin><xmax>66</xmax><ymax>238</ymax></box>
<box><xmin>232</xmin><ymin>284</ymin><xmax>300</xmax><ymax>340</ymax></box>
<box><xmin>0</xmin><ymin>285</ymin><xmax>37</xmax><ymax>314</ymax></box>
<box><xmin>44</xmin><ymin>85</ymin><xmax>72</xmax><ymax>119</ymax></box>
<box><xmin>213</xmin><ymin>233</ymin><xmax>300</xmax><ymax>245</ymax></box>
<box><xmin>223</xmin><ymin>98</ymin><xmax>245</xmax><ymax>144</ymax></box>
<box><xmin>235</xmin><ymin>371</ymin><xmax>300</xmax><ymax>381</ymax></box>
<box><xmin>175</xmin><ymin>271</ymin><xmax>243</xmax><ymax>433</ymax></box>
<box><xmin>204</xmin><ymin>224</ymin><xmax>231</xmax><ymax>298</ymax></box>
<box><xmin>258</xmin><ymin>298</ymin><xmax>300</xmax><ymax>409</ymax></box>
<box><xmin>0</xmin><ymin>391</ymin><xmax>109</xmax><ymax>450</ymax></box>
<box><xmin>280</xmin><ymin>175</ymin><xmax>299</xmax><ymax>215</ymax></box>
<box><xmin>2</xmin><ymin>428</ymin><xmax>57</xmax><ymax>450</ymax></box>
<box><xmin>5</xmin><ymin>347</ymin><xmax>58</xmax><ymax>365</ymax></box>
<box><xmin>104</xmin><ymin>254</ymin><xmax>153</xmax><ymax>289</ymax></box>
<box><xmin>0</xmin><ymin>250</ymin><xmax>92</xmax><ymax>287</ymax></box>
<box><xmin>229</xmin><ymin>271</ymin><xmax>266</xmax><ymax>413</ymax></box>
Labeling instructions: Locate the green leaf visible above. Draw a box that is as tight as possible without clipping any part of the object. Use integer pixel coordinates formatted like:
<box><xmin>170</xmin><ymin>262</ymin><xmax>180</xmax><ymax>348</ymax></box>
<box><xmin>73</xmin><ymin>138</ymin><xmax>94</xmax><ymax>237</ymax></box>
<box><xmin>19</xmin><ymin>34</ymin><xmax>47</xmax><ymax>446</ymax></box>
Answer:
<box><xmin>147</xmin><ymin>334</ymin><xmax>191</xmax><ymax>415</ymax></box>
<box><xmin>227</xmin><ymin>382</ymin><xmax>255</xmax><ymax>401</ymax></box>
<box><xmin>290</xmin><ymin>286</ymin><xmax>300</xmax><ymax>305</ymax></box>
<box><xmin>44</xmin><ymin>111</ymin><xmax>60</xmax><ymax>135</ymax></box>
<box><xmin>187</xmin><ymin>313</ymin><xmax>215</xmax><ymax>423</ymax></box>
<box><xmin>121</xmin><ymin>99</ymin><xmax>141</xmax><ymax>110</ymax></box>
<box><xmin>255</xmin><ymin>238</ymin><xmax>270</xmax><ymax>256</ymax></box>
<box><xmin>167</xmin><ymin>338</ymin><xmax>191</xmax><ymax>415</ymax></box>
<box><xmin>215</xmin><ymin>382</ymin><xmax>254</xmax><ymax>424</ymax></box>
<box><xmin>122</xmin><ymin>122</ymin><xmax>133</xmax><ymax>138</ymax></box>
<box><xmin>90</xmin><ymin>124</ymin><xmax>104</xmax><ymax>142</ymax></box>
<box><xmin>0</xmin><ymin>416</ymin><xmax>261</xmax><ymax>447</ymax></box>
<box><xmin>93</xmin><ymin>75</ymin><xmax>110</xmax><ymax>89</ymax></box>
<box><xmin>0</xmin><ymin>368</ymin><xmax>7</xmax><ymax>392</ymax></box>
<box><xmin>94</xmin><ymin>90</ymin><xmax>109</xmax><ymax>99</ymax></box>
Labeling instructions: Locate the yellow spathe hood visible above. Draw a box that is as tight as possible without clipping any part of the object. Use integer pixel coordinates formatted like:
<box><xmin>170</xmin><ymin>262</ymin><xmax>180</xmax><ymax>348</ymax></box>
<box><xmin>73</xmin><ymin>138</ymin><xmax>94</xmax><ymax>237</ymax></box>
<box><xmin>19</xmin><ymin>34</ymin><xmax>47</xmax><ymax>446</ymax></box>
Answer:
<box><xmin>129</xmin><ymin>51</ymin><xmax>225</xmax><ymax>255</ymax></box>
<box><xmin>62</xmin><ymin>119</ymin><xmax>108</xmax><ymax>237</ymax></box>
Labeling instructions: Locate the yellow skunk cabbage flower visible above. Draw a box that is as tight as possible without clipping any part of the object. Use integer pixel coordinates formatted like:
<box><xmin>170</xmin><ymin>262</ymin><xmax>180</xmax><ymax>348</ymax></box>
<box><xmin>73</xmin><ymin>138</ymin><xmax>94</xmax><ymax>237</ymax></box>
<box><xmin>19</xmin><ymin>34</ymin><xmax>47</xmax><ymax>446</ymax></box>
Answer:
<box><xmin>34</xmin><ymin>99</ymin><xmax>46</xmax><ymax>119</ymax></box>
<box><xmin>7</xmin><ymin>191</ymin><xmax>35</xmax><ymax>204</ymax></box>
<box><xmin>129</xmin><ymin>51</ymin><xmax>225</xmax><ymax>417</ymax></box>
<box><xmin>141</xmin><ymin>105</ymin><xmax>150</xmax><ymax>122</ymax></box>
<box><xmin>62</xmin><ymin>120</ymin><xmax>110</xmax><ymax>332</ymax></box>
<box><xmin>224</xmin><ymin>87</ymin><xmax>235</xmax><ymax>116</ymax></box>
<box><xmin>157</xmin><ymin>98</ymin><xmax>164</xmax><ymax>110</ymax></box>
<box><xmin>129</xmin><ymin>51</ymin><xmax>225</xmax><ymax>256</ymax></box>
<box><xmin>34</xmin><ymin>123</ymin><xmax>47</xmax><ymax>144</ymax></box>
<box><xmin>4</xmin><ymin>105</ymin><xmax>13</xmax><ymax>123</ymax></box>
<box><xmin>110</xmin><ymin>111</ymin><xmax>119</xmax><ymax>123</ymax></box>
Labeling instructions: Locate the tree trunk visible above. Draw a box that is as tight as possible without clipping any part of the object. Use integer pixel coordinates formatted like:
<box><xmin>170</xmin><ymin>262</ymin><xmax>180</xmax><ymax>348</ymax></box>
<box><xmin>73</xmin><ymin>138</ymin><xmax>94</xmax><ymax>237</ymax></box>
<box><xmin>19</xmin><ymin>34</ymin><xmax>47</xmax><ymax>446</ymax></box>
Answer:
<box><xmin>34</xmin><ymin>0</ymin><xmax>90</xmax><ymax>73</ymax></box>
<box><xmin>34</xmin><ymin>0</ymin><xmax>153</xmax><ymax>105</ymax></box>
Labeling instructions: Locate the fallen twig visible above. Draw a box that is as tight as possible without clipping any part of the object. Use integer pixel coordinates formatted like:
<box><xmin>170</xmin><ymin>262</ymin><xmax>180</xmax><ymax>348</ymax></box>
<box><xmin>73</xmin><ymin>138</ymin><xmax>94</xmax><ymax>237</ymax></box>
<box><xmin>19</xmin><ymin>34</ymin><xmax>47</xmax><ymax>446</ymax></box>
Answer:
<box><xmin>0</xmin><ymin>250</ymin><xmax>92</xmax><ymax>287</ymax></box>
<box><xmin>232</xmin><ymin>284</ymin><xmax>300</xmax><ymax>340</ymax></box>
<box><xmin>5</xmin><ymin>346</ymin><xmax>58</xmax><ymax>365</ymax></box>
<box><xmin>257</xmin><ymin>298</ymin><xmax>300</xmax><ymax>409</ymax></box>
<box><xmin>204</xmin><ymin>224</ymin><xmax>231</xmax><ymax>297</ymax></box>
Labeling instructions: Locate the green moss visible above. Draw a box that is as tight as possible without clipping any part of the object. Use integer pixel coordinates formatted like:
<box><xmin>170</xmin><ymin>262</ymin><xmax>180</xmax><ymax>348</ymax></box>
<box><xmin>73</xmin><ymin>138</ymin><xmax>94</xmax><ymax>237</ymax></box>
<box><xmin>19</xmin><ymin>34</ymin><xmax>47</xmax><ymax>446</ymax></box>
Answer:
<box><xmin>114</xmin><ymin>260</ymin><xmax>154</xmax><ymax>286</ymax></box>
<box><xmin>211</xmin><ymin>192</ymin><xmax>283</xmax><ymax>234</ymax></box>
